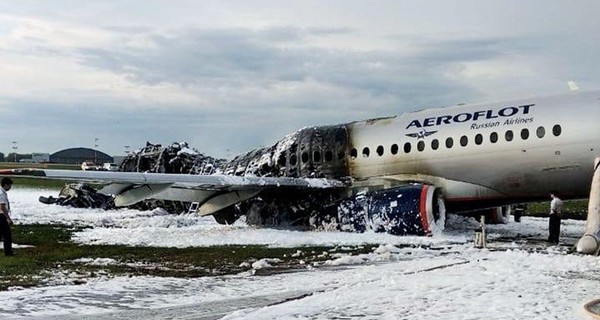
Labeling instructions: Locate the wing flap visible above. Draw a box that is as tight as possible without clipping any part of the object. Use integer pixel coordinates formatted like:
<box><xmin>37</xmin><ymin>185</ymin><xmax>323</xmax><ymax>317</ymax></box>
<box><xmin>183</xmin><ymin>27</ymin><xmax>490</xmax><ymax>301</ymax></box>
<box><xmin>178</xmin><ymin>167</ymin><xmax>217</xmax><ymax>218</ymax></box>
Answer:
<box><xmin>197</xmin><ymin>190</ymin><xmax>262</xmax><ymax>216</ymax></box>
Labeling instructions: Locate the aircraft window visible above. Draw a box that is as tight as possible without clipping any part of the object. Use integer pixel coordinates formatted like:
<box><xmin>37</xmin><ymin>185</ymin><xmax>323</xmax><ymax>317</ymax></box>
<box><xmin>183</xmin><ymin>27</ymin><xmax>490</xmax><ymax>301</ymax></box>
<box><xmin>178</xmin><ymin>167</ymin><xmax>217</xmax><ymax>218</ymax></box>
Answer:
<box><xmin>446</xmin><ymin>137</ymin><xmax>454</xmax><ymax>148</ymax></box>
<box><xmin>313</xmin><ymin>151</ymin><xmax>321</xmax><ymax>162</ymax></box>
<box><xmin>475</xmin><ymin>134</ymin><xmax>483</xmax><ymax>145</ymax></box>
<box><xmin>521</xmin><ymin>128</ymin><xmax>530</xmax><ymax>140</ymax></box>
<box><xmin>277</xmin><ymin>155</ymin><xmax>286</xmax><ymax>166</ymax></box>
<box><xmin>362</xmin><ymin>147</ymin><xmax>370</xmax><ymax>157</ymax></box>
<box><xmin>350</xmin><ymin>148</ymin><xmax>357</xmax><ymax>159</ymax></box>
<box><xmin>505</xmin><ymin>130</ymin><xmax>514</xmax><ymax>142</ymax></box>
<box><xmin>377</xmin><ymin>145</ymin><xmax>384</xmax><ymax>156</ymax></box>
<box><xmin>325</xmin><ymin>150</ymin><xmax>333</xmax><ymax>162</ymax></box>
<box><xmin>460</xmin><ymin>135</ymin><xmax>468</xmax><ymax>147</ymax></box>
<box><xmin>553</xmin><ymin>124</ymin><xmax>562</xmax><ymax>137</ymax></box>
<box><xmin>404</xmin><ymin>142</ymin><xmax>412</xmax><ymax>153</ymax></box>
<box><xmin>490</xmin><ymin>132</ymin><xmax>498</xmax><ymax>143</ymax></box>
<box><xmin>417</xmin><ymin>141</ymin><xmax>425</xmax><ymax>152</ymax></box>
<box><xmin>537</xmin><ymin>126</ymin><xmax>545</xmax><ymax>138</ymax></box>
<box><xmin>391</xmin><ymin>144</ymin><xmax>399</xmax><ymax>155</ymax></box>
<box><xmin>301</xmin><ymin>152</ymin><xmax>309</xmax><ymax>163</ymax></box>
<box><xmin>290</xmin><ymin>154</ymin><xmax>297</xmax><ymax>166</ymax></box>
<box><xmin>431</xmin><ymin>139</ymin><xmax>439</xmax><ymax>150</ymax></box>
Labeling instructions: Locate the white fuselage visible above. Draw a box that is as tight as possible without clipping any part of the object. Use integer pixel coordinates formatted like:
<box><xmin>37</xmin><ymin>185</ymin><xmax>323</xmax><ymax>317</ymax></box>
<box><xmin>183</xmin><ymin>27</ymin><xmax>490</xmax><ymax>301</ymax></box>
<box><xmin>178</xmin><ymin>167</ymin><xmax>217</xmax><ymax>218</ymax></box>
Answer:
<box><xmin>346</xmin><ymin>90</ymin><xmax>600</xmax><ymax>205</ymax></box>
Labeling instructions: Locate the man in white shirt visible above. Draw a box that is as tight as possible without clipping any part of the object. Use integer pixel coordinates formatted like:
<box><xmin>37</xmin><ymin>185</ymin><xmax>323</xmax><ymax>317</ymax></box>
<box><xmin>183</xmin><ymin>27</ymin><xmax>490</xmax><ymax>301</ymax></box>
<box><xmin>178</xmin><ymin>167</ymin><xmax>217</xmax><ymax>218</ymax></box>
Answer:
<box><xmin>548</xmin><ymin>191</ymin><xmax>563</xmax><ymax>244</ymax></box>
<box><xmin>0</xmin><ymin>177</ymin><xmax>14</xmax><ymax>256</ymax></box>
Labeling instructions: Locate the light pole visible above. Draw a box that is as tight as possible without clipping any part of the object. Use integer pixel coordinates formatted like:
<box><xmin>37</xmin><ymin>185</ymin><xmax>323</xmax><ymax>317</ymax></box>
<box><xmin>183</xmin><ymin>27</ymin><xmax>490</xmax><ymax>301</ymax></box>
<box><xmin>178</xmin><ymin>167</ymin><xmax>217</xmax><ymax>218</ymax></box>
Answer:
<box><xmin>94</xmin><ymin>138</ymin><xmax>99</xmax><ymax>164</ymax></box>
<box><xmin>11</xmin><ymin>141</ymin><xmax>17</xmax><ymax>163</ymax></box>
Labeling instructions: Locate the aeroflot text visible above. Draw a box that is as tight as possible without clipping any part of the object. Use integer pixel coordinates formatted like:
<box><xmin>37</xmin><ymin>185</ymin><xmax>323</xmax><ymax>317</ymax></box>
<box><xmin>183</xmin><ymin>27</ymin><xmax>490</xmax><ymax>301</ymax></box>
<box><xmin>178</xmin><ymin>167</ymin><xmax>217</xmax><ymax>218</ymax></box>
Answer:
<box><xmin>405</xmin><ymin>104</ymin><xmax>534</xmax><ymax>129</ymax></box>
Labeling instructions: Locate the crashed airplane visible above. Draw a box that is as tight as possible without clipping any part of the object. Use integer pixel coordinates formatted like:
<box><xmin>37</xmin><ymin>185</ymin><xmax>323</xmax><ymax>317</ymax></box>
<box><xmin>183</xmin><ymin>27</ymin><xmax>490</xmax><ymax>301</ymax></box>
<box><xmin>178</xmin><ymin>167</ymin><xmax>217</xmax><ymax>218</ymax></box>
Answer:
<box><xmin>3</xmin><ymin>89</ymin><xmax>600</xmax><ymax>253</ymax></box>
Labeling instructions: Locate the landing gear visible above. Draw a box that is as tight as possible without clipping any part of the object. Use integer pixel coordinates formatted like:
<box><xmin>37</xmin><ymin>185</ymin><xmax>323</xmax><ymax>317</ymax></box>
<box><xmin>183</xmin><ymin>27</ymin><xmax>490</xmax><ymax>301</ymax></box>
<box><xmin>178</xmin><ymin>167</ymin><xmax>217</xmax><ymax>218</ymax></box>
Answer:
<box><xmin>577</xmin><ymin>157</ymin><xmax>600</xmax><ymax>255</ymax></box>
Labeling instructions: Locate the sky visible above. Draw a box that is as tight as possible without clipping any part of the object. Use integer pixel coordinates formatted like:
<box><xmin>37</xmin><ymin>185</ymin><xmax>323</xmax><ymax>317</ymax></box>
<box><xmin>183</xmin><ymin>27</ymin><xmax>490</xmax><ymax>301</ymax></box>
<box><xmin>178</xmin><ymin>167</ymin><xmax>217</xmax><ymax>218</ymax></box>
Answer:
<box><xmin>1</xmin><ymin>1</ymin><xmax>599</xmax><ymax>158</ymax></box>
<box><xmin>2</xmin><ymin>187</ymin><xmax>599</xmax><ymax>319</ymax></box>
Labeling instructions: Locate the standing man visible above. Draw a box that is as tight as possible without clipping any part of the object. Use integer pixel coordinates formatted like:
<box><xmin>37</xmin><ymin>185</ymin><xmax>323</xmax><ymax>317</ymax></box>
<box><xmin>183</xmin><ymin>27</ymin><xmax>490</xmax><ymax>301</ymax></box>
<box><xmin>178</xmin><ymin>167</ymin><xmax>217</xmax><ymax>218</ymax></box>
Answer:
<box><xmin>548</xmin><ymin>191</ymin><xmax>563</xmax><ymax>244</ymax></box>
<box><xmin>0</xmin><ymin>177</ymin><xmax>14</xmax><ymax>256</ymax></box>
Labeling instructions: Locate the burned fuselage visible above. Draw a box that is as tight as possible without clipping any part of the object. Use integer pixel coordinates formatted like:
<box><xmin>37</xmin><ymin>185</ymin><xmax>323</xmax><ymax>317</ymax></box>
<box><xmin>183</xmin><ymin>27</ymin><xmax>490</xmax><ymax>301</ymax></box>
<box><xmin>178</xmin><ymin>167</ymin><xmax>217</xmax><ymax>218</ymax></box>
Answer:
<box><xmin>44</xmin><ymin>120</ymin><xmax>443</xmax><ymax>236</ymax></box>
<box><xmin>211</xmin><ymin>122</ymin><xmax>442</xmax><ymax>236</ymax></box>
<box><xmin>221</xmin><ymin>125</ymin><xmax>350</xmax><ymax>179</ymax></box>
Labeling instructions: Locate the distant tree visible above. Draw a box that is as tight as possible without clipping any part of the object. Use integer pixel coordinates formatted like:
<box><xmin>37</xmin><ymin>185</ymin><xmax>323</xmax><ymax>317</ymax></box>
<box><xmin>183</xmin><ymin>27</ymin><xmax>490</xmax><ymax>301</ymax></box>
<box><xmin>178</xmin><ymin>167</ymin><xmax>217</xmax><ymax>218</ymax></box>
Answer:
<box><xmin>6</xmin><ymin>153</ymin><xmax>22</xmax><ymax>162</ymax></box>
<box><xmin>0</xmin><ymin>152</ymin><xmax>4</xmax><ymax>162</ymax></box>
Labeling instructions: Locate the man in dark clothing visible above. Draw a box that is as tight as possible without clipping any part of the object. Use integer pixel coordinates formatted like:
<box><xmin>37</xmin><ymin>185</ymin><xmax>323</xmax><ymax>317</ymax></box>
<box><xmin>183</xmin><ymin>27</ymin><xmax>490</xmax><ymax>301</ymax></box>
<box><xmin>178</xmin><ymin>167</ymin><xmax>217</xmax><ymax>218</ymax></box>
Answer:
<box><xmin>0</xmin><ymin>177</ymin><xmax>14</xmax><ymax>256</ymax></box>
<box><xmin>548</xmin><ymin>191</ymin><xmax>563</xmax><ymax>244</ymax></box>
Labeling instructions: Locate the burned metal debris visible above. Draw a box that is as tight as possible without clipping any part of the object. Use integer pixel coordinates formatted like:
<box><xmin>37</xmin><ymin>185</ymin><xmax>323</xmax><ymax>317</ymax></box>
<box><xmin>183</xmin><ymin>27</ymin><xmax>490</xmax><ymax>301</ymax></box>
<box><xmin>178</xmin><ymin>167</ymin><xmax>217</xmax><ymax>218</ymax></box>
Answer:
<box><xmin>120</xmin><ymin>141</ymin><xmax>227</xmax><ymax>175</ymax></box>
<box><xmin>41</xmin><ymin>126</ymin><xmax>356</xmax><ymax>229</ymax></box>
<box><xmin>41</xmin><ymin>142</ymin><xmax>227</xmax><ymax>214</ymax></box>
<box><xmin>39</xmin><ymin>183</ymin><xmax>115</xmax><ymax>210</ymax></box>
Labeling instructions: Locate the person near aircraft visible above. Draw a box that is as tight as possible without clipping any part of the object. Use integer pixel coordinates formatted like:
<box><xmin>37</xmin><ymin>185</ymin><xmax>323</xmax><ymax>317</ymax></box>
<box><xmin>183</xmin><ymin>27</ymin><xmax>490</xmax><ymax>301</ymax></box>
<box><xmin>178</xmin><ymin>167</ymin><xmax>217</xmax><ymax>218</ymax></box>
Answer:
<box><xmin>0</xmin><ymin>177</ymin><xmax>14</xmax><ymax>256</ymax></box>
<box><xmin>548</xmin><ymin>191</ymin><xmax>563</xmax><ymax>244</ymax></box>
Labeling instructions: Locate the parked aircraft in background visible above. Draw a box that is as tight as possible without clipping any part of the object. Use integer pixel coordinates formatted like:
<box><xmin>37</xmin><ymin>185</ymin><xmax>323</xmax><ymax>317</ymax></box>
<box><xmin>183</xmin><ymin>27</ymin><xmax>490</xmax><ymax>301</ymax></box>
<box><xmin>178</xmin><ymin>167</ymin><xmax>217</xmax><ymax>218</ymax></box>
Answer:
<box><xmin>2</xmin><ymin>89</ymin><xmax>599</xmax><ymax>248</ymax></box>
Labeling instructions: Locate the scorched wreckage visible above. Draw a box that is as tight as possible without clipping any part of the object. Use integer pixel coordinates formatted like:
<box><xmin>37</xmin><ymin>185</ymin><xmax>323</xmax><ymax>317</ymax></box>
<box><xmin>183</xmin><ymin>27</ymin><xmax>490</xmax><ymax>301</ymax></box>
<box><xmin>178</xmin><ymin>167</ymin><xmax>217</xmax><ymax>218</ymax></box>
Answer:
<box><xmin>40</xmin><ymin>130</ymin><xmax>445</xmax><ymax>236</ymax></box>
<box><xmin>6</xmin><ymin>90</ymin><xmax>600</xmax><ymax>243</ymax></box>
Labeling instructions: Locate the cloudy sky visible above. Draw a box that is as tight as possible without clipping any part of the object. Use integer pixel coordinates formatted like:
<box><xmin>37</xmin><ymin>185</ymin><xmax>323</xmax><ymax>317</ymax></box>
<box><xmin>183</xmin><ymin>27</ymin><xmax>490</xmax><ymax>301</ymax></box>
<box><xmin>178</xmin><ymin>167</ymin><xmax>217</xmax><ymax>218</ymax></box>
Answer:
<box><xmin>1</xmin><ymin>1</ymin><xmax>599</xmax><ymax>158</ymax></box>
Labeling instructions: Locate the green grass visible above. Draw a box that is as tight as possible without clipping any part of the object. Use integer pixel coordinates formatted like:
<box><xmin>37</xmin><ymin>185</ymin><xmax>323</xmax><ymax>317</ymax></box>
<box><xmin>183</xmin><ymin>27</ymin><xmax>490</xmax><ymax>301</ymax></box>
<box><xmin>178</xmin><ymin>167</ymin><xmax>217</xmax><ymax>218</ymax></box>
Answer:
<box><xmin>1</xmin><ymin>224</ymin><xmax>369</xmax><ymax>290</ymax></box>
<box><xmin>524</xmin><ymin>199</ymin><xmax>588</xmax><ymax>220</ymax></box>
<box><xmin>0</xmin><ymin>162</ymin><xmax>79</xmax><ymax>170</ymax></box>
<box><xmin>11</xmin><ymin>178</ymin><xmax>71</xmax><ymax>190</ymax></box>
<box><xmin>0</xmin><ymin>162</ymin><xmax>80</xmax><ymax>189</ymax></box>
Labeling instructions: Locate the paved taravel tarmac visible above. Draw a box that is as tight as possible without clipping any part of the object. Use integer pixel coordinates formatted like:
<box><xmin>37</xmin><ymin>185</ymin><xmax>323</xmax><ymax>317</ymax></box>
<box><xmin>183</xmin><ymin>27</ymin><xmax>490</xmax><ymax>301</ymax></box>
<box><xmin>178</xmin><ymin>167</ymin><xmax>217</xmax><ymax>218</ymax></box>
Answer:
<box><xmin>34</xmin><ymin>290</ymin><xmax>314</xmax><ymax>320</ymax></box>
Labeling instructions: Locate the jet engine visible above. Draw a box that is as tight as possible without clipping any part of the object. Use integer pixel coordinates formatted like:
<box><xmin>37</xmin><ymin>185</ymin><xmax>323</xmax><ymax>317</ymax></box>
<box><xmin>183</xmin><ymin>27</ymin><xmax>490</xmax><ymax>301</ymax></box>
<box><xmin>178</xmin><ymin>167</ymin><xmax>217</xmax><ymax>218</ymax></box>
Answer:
<box><xmin>335</xmin><ymin>184</ymin><xmax>445</xmax><ymax>236</ymax></box>
<box><xmin>213</xmin><ymin>184</ymin><xmax>446</xmax><ymax>236</ymax></box>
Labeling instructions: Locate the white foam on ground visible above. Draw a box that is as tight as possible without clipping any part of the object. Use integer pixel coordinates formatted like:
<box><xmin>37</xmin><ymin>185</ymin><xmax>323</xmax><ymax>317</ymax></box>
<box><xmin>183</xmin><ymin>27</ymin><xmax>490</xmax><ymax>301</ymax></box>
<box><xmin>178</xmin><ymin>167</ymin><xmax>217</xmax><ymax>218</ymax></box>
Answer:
<box><xmin>1</xmin><ymin>187</ymin><xmax>597</xmax><ymax>319</ymax></box>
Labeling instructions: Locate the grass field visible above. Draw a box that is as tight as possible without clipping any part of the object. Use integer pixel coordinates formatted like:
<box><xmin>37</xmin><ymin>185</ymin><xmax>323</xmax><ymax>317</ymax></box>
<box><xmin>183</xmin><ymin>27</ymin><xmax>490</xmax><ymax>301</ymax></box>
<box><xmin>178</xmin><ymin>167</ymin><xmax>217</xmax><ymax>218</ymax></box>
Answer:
<box><xmin>0</xmin><ymin>162</ymin><xmax>80</xmax><ymax>170</ymax></box>
<box><xmin>1</xmin><ymin>224</ymin><xmax>359</xmax><ymax>290</ymax></box>
<box><xmin>524</xmin><ymin>199</ymin><xmax>588</xmax><ymax>219</ymax></box>
<box><xmin>0</xmin><ymin>162</ymin><xmax>79</xmax><ymax>189</ymax></box>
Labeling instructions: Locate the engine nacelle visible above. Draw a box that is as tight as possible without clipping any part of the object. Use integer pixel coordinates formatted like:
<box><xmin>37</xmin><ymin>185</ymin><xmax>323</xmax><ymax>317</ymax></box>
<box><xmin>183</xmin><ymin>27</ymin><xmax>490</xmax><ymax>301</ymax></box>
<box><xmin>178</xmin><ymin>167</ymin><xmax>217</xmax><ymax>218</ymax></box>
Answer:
<box><xmin>336</xmin><ymin>184</ymin><xmax>445</xmax><ymax>236</ymax></box>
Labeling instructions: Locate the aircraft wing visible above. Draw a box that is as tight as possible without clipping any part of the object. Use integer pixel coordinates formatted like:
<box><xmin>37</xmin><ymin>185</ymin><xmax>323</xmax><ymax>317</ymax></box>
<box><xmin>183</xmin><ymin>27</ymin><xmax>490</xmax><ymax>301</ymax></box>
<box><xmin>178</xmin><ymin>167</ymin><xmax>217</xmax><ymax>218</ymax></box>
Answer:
<box><xmin>0</xmin><ymin>168</ymin><xmax>348</xmax><ymax>215</ymax></box>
